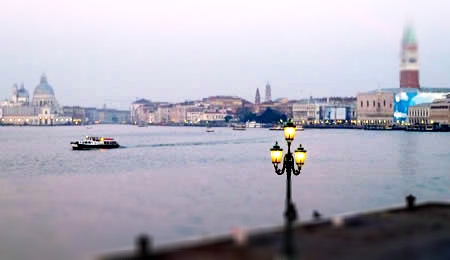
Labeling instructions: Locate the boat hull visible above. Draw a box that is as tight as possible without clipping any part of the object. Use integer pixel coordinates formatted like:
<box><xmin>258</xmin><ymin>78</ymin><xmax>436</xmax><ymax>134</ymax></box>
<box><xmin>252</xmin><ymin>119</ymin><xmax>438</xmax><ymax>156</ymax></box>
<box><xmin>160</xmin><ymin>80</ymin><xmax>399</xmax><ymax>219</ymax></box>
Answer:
<box><xmin>71</xmin><ymin>142</ymin><xmax>120</xmax><ymax>150</ymax></box>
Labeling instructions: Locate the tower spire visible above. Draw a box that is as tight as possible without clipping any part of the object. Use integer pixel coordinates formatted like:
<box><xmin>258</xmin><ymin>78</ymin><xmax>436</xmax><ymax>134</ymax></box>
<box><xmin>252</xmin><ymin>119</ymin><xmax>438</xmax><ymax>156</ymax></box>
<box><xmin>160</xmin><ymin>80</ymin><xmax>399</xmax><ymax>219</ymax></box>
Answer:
<box><xmin>40</xmin><ymin>73</ymin><xmax>48</xmax><ymax>84</ymax></box>
<box><xmin>255</xmin><ymin>88</ymin><xmax>261</xmax><ymax>105</ymax></box>
<box><xmin>265</xmin><ymin>81</ymin><xmax>271</xmax><ymax>102</ymax></box>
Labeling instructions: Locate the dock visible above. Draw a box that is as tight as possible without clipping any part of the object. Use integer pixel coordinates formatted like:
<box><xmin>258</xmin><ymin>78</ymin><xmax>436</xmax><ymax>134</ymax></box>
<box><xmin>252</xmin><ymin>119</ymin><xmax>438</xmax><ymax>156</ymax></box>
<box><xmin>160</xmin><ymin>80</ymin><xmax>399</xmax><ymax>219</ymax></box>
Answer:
<box><xmin>99</xmin><ymin>197</ymin><xmax>450</xmax><ymax>260</ymax></box>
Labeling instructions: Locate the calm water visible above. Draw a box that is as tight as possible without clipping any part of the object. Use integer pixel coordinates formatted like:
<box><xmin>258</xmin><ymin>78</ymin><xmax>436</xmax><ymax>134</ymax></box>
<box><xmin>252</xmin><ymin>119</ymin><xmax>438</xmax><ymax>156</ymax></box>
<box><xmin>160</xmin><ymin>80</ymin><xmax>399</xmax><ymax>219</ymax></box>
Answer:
<box><xmin>0</xmin><ymin>125</ymin><xmax>449</xmax><ymax>259</ymax></box>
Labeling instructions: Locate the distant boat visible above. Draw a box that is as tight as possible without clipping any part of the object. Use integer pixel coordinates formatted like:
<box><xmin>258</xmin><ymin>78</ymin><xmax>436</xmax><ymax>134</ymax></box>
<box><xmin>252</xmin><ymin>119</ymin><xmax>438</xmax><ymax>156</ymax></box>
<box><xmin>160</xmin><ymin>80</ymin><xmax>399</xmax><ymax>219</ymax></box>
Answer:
<box><xmin>70</xmin><ymin>136</ymin><xmax>120</xmax><ymax>150</ymax></box>
<box><xmin>246</xmin><ymin>121</ymin><xmax>262</xmax><ymax>128</ymax></box>
<box><xmin>269</xmin><ymin>125</ymin><xmax>283</xmax><ymax>131</ymax></box>
<box><xmin>206</xmin><ymin>127</ymin><xmax>215</xmax><ymax>132</ymax></box>
<box><xmin>246</xmin><ymin>121</ymin><xmax>256</xmax><ymax>128</ymax></box>
<box><xmin>232</xmin><ymin>124</ymin><xmax>246</xmax><ymax>131</ymax></box>
<box><xmin>296</xmin><ymin>125</ymin><xmax>304</xmax><ymax>131</ymax></box>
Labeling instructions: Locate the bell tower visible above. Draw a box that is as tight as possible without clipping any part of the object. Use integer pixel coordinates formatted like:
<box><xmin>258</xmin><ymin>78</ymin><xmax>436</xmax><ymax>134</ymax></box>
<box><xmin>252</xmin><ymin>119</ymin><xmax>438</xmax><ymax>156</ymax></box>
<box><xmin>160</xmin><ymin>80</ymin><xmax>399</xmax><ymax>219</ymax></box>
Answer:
<box><xmin>400</xmin><ymin>24</ymin><xmax>420</xmax><ymax>89</ymax></box>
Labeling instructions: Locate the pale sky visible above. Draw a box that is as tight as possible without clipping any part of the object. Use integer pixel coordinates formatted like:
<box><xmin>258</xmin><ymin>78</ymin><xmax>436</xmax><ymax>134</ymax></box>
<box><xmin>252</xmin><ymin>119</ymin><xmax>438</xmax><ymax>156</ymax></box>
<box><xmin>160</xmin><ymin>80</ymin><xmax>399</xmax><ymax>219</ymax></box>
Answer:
<box><xmin>1</xmin><ymin>0</ymin><xmax>450</xmax><ymax>109</ymax></box>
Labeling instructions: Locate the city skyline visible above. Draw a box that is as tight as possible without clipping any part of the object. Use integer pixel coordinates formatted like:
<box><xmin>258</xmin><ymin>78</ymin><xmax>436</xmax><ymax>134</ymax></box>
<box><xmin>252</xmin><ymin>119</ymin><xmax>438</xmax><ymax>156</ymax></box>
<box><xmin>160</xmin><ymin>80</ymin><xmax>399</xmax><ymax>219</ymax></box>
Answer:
<box><xmin>1</xmin><ymin>0</ymin><xmax>450</xmax><ymax>110</ymax></box>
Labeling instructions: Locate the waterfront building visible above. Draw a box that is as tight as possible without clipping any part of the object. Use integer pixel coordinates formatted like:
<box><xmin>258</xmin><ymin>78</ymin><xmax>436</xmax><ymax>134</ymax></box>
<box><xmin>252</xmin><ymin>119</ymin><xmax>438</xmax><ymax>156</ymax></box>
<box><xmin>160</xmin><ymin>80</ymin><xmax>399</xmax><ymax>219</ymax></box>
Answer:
<box><xmin>203</xmin><ymin>96</ymin><xmax>250</xmax><ymax>114</ymax></box>
<box><xmin>357</xmin><ymin>90</ymin><xmax>394</xmax><ymax>125</ymax></box>
<box><xmin>430</xmin><ymin>94</ymin><xmax>450</xmax><ymax>124</ymax></box>
<box><xmin>407</xmin><ymin>95</ymin><xmax>450</xmax><ymax>126</ymax></box>
<box><xmin>168</xmin><ymin>104</ymin><xmax>185</xmax><ymax>123</ymax></box>
<box><xmin>149</xmin><ymin>102</ymin><xmax>198</xmax><ymax>124</ymax></box>
<box><xmin>320</xmin><ymin>104</ymin><xmax>355</xmax><ymax>122</ymax></box>
<box><xmin>184</xmin><ymin>107</ymin><xmax>228</xmax><ymax>124</ymax></box>
<box><xmin>185</xmin><ymin>107</ymin><xmax>203</xmax><ymax>123</ymax></box>
<box><xmin>292</xmin><ymin>103</ymin><xmax>318</xmax><ymax>123</ymax></box>
<box><xmin>130</xmin><ymin>99</ymin><xmax>153</xmax><ymax>124</ymax></box>
<box><xmin>177</xmin><ymin>103</ymin><xmax>198</xmax><ymax>123</ymax></box>
<box><xmin>63</xmin><ymin>106</ymin><xmax>85</xmax><ymax>125</ymax></box>
<box><xmin>62</xmin><ymin>106</ymin><xmax>129</xmax><ymax>125</ymax></box>
<box><xmin>408</xmin><ymin>103</ymin><xmax>431</xmax><ymax>125</ymax></box>
<box><xmin>203</xmin><ymin>109</ymin><xmax>227</xmax><ymax>122</ymax></box>
<box><xmin>85</xmin><ymin>107</ymin><xmax>99</xmax><ymax>124</ymax></box>
<box><xmin>97</xmin><ymin>108</ymin><xmax>130</xmax><ymax>124</ymax></box>
<box><xmin>0</xmin><ymin>74</ymin><xmax>69</xmax><ymax>125</ymax></box>
<box><xmin>292</xmin><ymin>97</ymin><xmax>356</xmax><ymax>124</ymax></box>
<box><xmin>265</xmin><ymin>82</ymin><xmax>271</xmax><ymax>103</ymax></box>
<box><xmin>154</xmin><ymin>104</ymin><xmax>171</xmax><ymax>124</ymax></box>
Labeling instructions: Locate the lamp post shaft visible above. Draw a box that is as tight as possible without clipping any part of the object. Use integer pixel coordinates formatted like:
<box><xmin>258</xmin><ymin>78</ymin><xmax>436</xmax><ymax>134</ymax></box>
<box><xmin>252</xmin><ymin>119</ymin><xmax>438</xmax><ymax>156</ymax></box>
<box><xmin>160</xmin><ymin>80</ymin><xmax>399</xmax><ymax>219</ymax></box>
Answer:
<box><xmin>284</xmin><ymin>141</ymin><xmax>296</xmax><ymax>258</ymax></box>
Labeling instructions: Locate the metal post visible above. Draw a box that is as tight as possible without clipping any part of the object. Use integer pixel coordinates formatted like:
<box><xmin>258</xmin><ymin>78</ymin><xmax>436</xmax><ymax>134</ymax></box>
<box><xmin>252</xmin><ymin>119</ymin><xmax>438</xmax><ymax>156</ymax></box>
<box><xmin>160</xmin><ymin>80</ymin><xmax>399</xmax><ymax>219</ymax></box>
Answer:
<box><xmin>136</xmin><ymin>234</ymin><xmax>152</xmax><ymax>259</ymax></box>
<box><xmin>284</xmin><ymin>142</ymin><xmax>296</xmax><ymax>259</ymax></box>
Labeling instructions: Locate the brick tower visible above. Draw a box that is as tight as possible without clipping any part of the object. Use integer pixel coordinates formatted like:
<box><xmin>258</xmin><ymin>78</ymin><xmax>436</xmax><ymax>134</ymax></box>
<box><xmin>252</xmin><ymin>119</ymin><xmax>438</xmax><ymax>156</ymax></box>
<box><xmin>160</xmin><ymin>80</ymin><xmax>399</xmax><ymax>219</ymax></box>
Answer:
<box><xmin>400</xmin><ymin>24</ymin><xmax>420</xmax><ymax>89</ymax></box>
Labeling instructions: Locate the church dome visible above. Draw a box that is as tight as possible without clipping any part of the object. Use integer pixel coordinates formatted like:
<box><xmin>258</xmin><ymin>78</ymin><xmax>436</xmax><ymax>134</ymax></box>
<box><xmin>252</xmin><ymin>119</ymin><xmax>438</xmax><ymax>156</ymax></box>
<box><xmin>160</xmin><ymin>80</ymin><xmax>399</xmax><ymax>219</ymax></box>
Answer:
<box><xmin>33</xmin><ymin>74</ymin><xmax>55</xmax><ymax>96</ymax></box>
<box><xmin>17</xmin><ymin>84</ymin><xmax>29</xmax><ymax>98</ymax></box>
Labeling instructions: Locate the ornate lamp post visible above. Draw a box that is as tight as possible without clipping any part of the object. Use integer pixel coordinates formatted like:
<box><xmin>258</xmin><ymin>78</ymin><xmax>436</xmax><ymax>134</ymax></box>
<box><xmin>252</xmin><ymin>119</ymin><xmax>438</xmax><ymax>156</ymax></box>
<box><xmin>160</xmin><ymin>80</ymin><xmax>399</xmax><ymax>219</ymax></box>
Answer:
<box><xmin>270</xmin><ymin>119</ymin><xmax>307</xmax><ymax>259</ymax></box>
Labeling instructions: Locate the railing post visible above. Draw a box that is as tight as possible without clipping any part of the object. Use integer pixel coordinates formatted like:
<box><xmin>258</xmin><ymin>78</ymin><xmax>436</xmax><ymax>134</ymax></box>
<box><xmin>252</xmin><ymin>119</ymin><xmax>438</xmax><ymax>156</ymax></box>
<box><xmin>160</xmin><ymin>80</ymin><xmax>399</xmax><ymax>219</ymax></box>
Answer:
<box><xmin>406</xmin><ymin>194</ymin><xmax>416</xmax><ymax>210</ymax></box>
<box><xmin>136</xmin><ymin>234</ymin><xmax>152</xmax><ymax>259</ymax></box>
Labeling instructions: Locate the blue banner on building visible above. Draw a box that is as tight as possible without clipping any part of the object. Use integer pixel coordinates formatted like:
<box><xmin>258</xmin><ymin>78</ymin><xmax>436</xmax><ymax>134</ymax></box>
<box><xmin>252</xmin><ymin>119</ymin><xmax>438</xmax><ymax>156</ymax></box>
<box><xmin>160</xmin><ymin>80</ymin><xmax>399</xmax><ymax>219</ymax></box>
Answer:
<box><xmin>393</xmin><ymin>91</ymin><xmax>449</xmax><ymax>123</ymax></box>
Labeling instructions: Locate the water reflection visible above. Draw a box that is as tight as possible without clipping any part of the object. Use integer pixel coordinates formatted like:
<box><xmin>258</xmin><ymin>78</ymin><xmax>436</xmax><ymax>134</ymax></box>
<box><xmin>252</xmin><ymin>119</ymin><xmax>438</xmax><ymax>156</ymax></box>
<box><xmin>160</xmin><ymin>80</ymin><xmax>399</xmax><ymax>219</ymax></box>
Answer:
<box><xmin>398</xmin><ymin>132</ymin><xmax>418</xmax><ymax>198</ymax></box>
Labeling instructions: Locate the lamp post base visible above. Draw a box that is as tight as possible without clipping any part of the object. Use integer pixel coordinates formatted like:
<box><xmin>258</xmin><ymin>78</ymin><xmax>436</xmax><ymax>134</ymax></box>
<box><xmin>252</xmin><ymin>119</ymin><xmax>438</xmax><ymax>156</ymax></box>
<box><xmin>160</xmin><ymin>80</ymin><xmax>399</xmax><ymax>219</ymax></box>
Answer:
<box><xmin>282</xmin><ymin>201</ymin><xmax>298</xmax><ymax>259</ymax></box>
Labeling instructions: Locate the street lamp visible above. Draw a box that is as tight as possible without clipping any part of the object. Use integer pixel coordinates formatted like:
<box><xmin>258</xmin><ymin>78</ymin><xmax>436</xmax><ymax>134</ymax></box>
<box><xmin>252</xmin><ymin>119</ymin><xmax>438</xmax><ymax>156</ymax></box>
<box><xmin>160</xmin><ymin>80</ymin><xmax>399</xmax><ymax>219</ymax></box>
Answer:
<box><xmin>270</xmin><ymin>119</ymin><xmax>307</xmax><ymax>259</ymax></box>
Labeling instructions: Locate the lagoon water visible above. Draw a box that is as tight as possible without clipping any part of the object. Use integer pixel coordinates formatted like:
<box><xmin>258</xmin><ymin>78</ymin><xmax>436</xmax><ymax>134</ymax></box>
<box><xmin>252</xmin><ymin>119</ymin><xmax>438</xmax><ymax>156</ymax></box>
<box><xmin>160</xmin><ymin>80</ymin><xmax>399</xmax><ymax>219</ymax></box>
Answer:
<box><xmin>0</xmin><ymin>125</ymin><xmax>449</xmax><ymax>259</ymax></box>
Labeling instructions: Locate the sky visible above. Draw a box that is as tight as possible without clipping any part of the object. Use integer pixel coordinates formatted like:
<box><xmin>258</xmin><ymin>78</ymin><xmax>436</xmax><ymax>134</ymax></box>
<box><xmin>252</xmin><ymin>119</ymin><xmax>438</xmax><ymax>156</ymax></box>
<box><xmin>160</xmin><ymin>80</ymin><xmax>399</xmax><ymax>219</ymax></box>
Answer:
<box><xmin>1</xmin><ymin>0</ymin><xmax>450</xmax><ymax>110</ymax></box>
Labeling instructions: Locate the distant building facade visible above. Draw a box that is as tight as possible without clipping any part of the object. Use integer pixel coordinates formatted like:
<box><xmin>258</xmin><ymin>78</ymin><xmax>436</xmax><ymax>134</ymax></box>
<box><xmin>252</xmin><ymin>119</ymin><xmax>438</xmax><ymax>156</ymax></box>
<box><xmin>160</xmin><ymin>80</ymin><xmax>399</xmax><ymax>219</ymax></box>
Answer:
<box><xmin>356</xmin><ymin>90</ymin><xmax>394</xmax><ymax>125</ymax></box>
<box><xmin>430</xmin><ymin>94</ymin><xmax>450</xmax><ymax>124</ymax></box>
<box><xmin>63</xmin><ymin>106</ymin><xmax>86</xmax><ymax>125</ymax></box>
<box><xmin>203</xmin><ymin>96</ymin><xmax>246</xmax><ymax>113</ymax></box>
<box><xmin>407</xmin><ymin>94</ymin><xmax>450</xmax><ymax>125</ymax></box>
<box><xmin>292</xmin><ymin>97</ymin><xmax>356</xmax><ymax>124</ymax></box>
<box><xmin>130</xmin><ymin>99</ymin><xmax>158</xmax><ymax>124</ymax></box>
<box><xmin>98</xmin><ymin>108</ymin><xmax>130</xmax><ymax>124</ymax></box>
<box><xmin>408</xmin><ymin>103</ymin><xmax>430</xmax><ymax>125</ymax></box>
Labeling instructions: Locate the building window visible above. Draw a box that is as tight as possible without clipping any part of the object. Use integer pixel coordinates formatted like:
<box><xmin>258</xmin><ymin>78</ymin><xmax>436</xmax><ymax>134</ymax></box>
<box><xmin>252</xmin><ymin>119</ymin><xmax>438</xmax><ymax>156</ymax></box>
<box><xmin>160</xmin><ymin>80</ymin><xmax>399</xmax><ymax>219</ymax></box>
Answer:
<box><xmin>390</xmin><ymin>103</ymin><xmax>392</xmax><ymax>108</ymax></box>
<box><xmin>367</xmin><ymin>101</ymin><xmax>369</xmax><ymax>107</ymax></box>
<box><xmin>383</xmin><ymin>100</ymin><xmax>386</xmax><ymax>107</ymax></box>
<box><xmin>373</xmin><ymin>101</ymin><xmax>375</xmax><ymax>107</ymax></box>
<box><xmin>361</xmin><ymin>101</ymin><xmax>363</xmax><ymax>107</ymax></box>
<box><xmin>378</xmin><ymin>102</ymin><xmax>380</xmax><ymax>108</ymax></box>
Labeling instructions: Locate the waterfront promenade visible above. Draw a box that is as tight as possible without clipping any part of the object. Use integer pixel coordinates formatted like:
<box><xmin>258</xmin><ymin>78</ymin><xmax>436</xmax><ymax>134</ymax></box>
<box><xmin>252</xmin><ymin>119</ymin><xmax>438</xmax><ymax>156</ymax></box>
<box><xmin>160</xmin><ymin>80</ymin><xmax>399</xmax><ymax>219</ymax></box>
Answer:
<box><xmin>100</xmin><ymin>198</ymin><xmax>450</xmax><ymax>260</ymax></box>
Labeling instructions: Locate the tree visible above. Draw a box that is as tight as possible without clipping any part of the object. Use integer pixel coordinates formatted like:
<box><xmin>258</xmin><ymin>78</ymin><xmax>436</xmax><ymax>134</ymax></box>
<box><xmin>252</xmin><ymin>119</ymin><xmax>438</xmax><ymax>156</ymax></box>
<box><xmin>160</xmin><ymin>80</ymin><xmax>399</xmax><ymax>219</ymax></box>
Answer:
<box><xmin>257</xmin><ymin>107</ymin><xmax>287</xmax><ymax>123</ymax></box>
<box><xmin>235</xmin><ymin>107</ymin><xmax>256</xmax><ymax>122</ymax></box>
